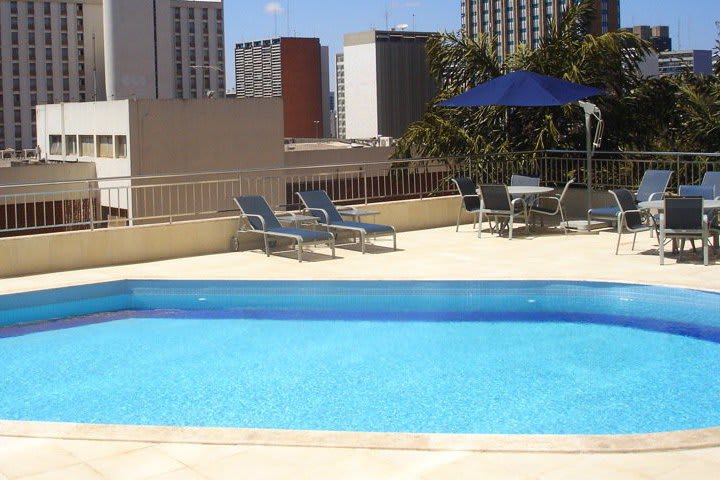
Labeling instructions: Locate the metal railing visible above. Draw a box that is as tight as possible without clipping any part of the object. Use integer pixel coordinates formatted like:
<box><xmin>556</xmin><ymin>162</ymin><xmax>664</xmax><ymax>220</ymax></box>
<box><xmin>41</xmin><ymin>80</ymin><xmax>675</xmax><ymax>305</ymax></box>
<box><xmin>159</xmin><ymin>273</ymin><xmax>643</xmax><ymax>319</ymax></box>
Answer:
<box><xmin>1</xmin><ymin>151</ymin><xmax>719</xmax><ymax>236</ymax></box>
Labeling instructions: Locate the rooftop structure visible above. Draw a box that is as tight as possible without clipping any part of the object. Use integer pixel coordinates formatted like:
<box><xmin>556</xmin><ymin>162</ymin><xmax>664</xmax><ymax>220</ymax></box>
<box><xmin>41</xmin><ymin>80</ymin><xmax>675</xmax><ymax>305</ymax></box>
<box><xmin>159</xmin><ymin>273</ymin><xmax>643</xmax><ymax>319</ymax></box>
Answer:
<box><xmin>620</xmin><ymin>25</ymin><xmax>672</xmax><ymax>52</ymax></box>
<box><xmin>658</xmin><ymin>49</ymin><xmax>713</xmax><ymax>76</ymax></box>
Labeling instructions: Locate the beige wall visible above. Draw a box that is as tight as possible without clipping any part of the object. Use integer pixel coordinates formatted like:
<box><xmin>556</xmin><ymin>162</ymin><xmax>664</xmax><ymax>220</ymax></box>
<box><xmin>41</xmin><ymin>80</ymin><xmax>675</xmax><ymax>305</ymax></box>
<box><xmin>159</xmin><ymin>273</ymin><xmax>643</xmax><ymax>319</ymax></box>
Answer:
<box><xmin>0</xmin><ymin>163</ymin><xmax>98</xmax><ymax>200</ymax></box>
<box><xmin>130</xmin><ymin>98</ymin><xmax>285</xmax><ymax>175</ymax></box>
<box><xmin>0</xmin><ymin>195</ymin><xmax>467</xmax><ymax>277</ymax></box>
<box><xmin>284</xmin><ymin>146</ymin><xmax>393</xmax><ymax>169</ymax></box>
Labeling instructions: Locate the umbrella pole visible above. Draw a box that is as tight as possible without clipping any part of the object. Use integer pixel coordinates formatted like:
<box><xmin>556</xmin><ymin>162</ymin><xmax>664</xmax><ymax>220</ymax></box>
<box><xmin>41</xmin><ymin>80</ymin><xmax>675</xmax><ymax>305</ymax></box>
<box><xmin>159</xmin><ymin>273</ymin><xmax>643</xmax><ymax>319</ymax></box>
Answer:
<box><xmin>585</xmin><ymin>110</ymin><xmax>593</xmax><ymax>227</ymax></box>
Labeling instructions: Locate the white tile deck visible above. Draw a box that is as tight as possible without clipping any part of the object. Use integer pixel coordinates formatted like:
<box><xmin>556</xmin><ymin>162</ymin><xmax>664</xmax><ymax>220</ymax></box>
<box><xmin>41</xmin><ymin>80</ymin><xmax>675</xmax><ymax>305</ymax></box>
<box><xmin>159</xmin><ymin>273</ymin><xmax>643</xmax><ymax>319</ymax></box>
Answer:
<box><xmin>1</xmin><ymin>225</ymin><xmax>720</xmax><ymax>479</ymax></box>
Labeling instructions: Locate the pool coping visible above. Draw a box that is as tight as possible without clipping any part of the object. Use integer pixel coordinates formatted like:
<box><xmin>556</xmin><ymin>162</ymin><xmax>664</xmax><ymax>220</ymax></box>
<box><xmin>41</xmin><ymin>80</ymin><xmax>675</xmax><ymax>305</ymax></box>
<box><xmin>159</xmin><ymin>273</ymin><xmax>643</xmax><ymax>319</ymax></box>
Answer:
<box><xmin>2</xmin><ymin>420</ymin><xmax>720</xmax><ymax>453</ymax></box>
<box><xmin>2</xmin><ymin>277</ymin><xmax>720</xmax><ymax>454</ymax></box>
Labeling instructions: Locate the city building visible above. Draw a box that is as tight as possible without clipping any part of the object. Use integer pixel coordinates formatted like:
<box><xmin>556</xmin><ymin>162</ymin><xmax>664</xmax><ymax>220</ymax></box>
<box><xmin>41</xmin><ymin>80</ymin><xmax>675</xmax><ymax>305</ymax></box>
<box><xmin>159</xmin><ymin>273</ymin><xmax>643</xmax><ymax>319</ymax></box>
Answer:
<box><xmin>620</xmin><ymin>25</ymin><xmax>672</xmax><ymax>52</ymax></box>
<box><xmin>335</xmin><ymin>53</ymin><xmax>346</xmax><ymax>139</ymax></box>
<box><xmin>234</xmin><ymin>37</ymin><xmax>330</xmax><ymax>138</ymax></box>
<box><xmin>36</xmin><ymin>97</ymin><xmax>284</xmax><ymax>216</ymax></box>
<box><xmin>461</xmin><ymin>0</ymin><xmax>620</xmax><ymax>61</ymax></box>
<box><xmin>342</xmin><ymin>30</ymin><xmax>436</xmax><ymax>140</ymax></box>
<box><xmin>0</xmin><ymin>0</ymin><xmax>104</xmax><ymax>150</ymax></box>
<box><xmin>658</xmin><ymin>50</ymin><xmax>713</xmax><ymax>76</ymax></box>
<box><xmin>0</xmin><ymin>0</ymin><xmax>225</xmax><ymax>152</ymax></box>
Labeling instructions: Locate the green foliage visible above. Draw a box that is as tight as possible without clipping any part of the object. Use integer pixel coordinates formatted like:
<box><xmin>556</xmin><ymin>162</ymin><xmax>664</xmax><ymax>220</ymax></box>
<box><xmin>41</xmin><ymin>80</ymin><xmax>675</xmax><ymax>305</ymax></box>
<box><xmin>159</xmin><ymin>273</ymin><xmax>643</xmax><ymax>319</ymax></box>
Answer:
<box><xmin>395</xmin><ymin>0</ymin><xmax>720</xmax><ymax>159</ymax></box>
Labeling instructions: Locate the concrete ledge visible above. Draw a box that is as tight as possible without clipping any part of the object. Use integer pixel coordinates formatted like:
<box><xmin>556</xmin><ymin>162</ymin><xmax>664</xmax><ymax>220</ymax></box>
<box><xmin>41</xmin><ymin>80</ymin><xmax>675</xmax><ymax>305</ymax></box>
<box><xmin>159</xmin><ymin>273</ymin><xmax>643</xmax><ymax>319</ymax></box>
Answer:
<box><xmin>0</xmin><ymin>196</ymin><xmax>470</xmax><ymax>278</ymax></box>
<box><xmin>1</xmin><ymin>420</ymin><xmax>719</xmax><ymax>454</ymax></box>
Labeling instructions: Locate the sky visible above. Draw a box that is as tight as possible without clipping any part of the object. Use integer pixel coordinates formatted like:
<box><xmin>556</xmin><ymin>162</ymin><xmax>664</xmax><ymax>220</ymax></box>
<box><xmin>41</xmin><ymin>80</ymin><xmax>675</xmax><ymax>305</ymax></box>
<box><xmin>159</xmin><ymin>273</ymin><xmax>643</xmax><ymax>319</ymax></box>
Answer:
<box><xmin>224</xmin><ymin>1</ymin><xmax>719</xmax><ymax>90</ymax></box>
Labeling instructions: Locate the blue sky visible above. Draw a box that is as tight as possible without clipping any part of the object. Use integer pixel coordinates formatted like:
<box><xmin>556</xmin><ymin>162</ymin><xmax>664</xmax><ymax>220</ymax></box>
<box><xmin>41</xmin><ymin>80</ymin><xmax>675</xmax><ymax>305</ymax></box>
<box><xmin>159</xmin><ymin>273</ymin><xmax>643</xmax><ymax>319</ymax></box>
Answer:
<box><xmin>224</xmin><ymin>1</ymin><xmax>719</xmax><ymax>89</ymax></box>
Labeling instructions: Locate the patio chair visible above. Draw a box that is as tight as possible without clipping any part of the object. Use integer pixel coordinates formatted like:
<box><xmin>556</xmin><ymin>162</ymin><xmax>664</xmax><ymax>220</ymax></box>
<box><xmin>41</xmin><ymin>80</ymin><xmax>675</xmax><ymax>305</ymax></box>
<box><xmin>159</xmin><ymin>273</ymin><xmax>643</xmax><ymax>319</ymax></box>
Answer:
<box><xmin>477</xmin><ymin>184</ymin><xmax>529</xmax><ymax>240</ymax></box>
<box><xmin>529</xmin><ymin>178</ymin><xmax>575</xmax><ymax>234</ymax></box>
<box><xmin>233</xmin><ymin>195</ymin><xmax>335</xmax><ymax>262</ymax></box>
<box><xmin>296</xmin><ymin>190</ymin><xmax>396</xmax><ymax>254</ymax></box>
<box><xmin>609</xmin><ymin>189</ymin><xmax>655</xmax><ymax>255</ymax></box>
<box><xmin>700</xmin><ymin>171</ymin><xmax>720</xmax><ymax>199</ymax></box>
<box><xmin>678</xmin><ymin>185</ymin><xmax>718</xmax><ymax>253</ymax></box>
<box><xmin>589</xmin><ymin>169</ymin><xmax>673</xmax><ymax>224</ymax></box>
<box><xmin>658</xmin><ymin>197</ymin><xmax>710</xmax><ymax>266</ymax></box>
<box><xmin>451</xmin><ymin>177</ymin><xmax>482</xmax><ymax>232</ymax></box>
<box><xmin>510</xmin><ymin>174</ymin><xmax>541</xmax><ymax>208</ymax></box>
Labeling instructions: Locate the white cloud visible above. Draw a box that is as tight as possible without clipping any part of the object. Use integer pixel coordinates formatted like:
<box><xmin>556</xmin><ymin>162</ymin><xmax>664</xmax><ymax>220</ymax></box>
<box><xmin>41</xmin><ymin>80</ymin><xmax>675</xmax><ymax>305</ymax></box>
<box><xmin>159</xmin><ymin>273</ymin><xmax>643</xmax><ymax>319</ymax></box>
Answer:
<box><xmin>264</xmin><ymin>2</ymin><xmax>284</xmax><ymax>15</ymax></box>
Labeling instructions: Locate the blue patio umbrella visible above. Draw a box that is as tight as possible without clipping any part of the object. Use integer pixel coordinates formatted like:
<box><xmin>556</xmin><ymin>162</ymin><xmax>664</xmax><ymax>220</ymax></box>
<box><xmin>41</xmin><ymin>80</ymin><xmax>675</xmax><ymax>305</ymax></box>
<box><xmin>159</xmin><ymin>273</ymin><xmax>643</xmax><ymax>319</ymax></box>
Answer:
<box><xmin>438</xmin><ymin>70</ymin><xmax>603</xmax><ymax>107</ymax></box>
<box><xmin>439</xmin><ymin>70</ymin><xmax>605</xmax><ymax>226</ymax></box>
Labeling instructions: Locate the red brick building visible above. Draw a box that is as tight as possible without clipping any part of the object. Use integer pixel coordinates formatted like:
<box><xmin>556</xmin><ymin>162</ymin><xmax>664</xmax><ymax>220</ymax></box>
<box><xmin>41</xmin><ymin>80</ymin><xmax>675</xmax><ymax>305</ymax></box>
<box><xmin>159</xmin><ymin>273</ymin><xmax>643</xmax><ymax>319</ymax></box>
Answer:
<box><xmin>235</xmin><ymin>37</ymin><xmax>328</xmax><ymax>138</ymax></box>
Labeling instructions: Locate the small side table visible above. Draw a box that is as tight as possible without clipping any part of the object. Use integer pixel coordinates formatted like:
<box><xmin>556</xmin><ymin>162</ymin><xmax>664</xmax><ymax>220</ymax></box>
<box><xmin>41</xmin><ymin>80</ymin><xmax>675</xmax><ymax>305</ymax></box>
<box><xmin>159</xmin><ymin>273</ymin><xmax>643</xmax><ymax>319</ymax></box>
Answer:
<box><xmin>276</xmin><ymin>213</ymin><xmax>318</xmax><ymax>228</ymax></box>
<box><xmin>338</xmin><ymin>208</ymin><xmax>380</xmax><ymax>223</ymax></box>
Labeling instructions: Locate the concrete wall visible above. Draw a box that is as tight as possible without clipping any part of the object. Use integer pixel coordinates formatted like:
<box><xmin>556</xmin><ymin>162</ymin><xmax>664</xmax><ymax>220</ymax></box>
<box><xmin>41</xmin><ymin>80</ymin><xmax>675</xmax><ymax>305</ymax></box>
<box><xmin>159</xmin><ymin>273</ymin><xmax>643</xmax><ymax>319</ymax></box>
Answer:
<box><xmin>129</xmin><ymin>97</ymin><xmax>284</xmax><ymax>175</ymax></box>
<box><xmin>0</xmin><ymin>195</ymin><xmax>467</xmax><ymax>277</ymax></box>
<box><xmin>0</xmin><ymin>163</ymin><xmax>98</xmax><ymax>199</ymax></box>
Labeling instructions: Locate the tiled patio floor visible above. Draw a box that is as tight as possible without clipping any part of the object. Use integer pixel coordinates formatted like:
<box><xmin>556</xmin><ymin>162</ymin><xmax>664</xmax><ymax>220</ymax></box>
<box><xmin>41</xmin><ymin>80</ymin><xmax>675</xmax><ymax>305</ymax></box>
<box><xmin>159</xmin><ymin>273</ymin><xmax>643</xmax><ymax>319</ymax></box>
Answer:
<box><xmin>1</xmin><ymin>225</ymin><xmax>719</xmax><ymax>479</ymax></box>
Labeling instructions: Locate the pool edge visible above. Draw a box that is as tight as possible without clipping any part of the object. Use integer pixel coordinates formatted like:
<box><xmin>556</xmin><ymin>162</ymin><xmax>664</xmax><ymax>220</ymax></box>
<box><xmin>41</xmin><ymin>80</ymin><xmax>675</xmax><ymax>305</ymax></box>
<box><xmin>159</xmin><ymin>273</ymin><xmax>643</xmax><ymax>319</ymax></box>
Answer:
<box><xmin>1</xmin><ymin>420</ymin><xmax>719</xmax><ymax>454</ymax></box>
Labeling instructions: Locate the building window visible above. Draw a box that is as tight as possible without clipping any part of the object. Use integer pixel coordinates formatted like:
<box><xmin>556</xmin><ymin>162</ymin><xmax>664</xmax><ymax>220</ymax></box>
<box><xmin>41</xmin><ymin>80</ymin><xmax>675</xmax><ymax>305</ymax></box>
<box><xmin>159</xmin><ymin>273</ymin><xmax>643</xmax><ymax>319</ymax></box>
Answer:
<box><xmin>65</xmin><ymin>135</ymin><xmax>78</xmax><ymax>155</ymax></box>
<box><xmin>49</xmin><ymin>135</ymin><xmax>63</xmax><ymax>155</ymax></box>
<box><xmin>115</xmin><ymin>136</ymin><xmax>127</xmax><ymax>158</ymax></box>
<box><xmin>97</xmin><ymin>135</ymin><xmax>113</xmax><ymax>157</ymax></box>
<box><xmin>79</xmin><ymin>135</ymin><xmax>94</xmax><ymax>156</ymax></box>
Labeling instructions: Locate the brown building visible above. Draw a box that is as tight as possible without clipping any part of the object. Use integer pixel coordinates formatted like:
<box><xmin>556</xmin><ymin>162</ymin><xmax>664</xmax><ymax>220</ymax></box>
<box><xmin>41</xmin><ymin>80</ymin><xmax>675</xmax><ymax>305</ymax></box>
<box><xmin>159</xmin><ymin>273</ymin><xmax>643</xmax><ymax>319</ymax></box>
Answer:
<box><xmin>461</xmin><ymin>0</ymin><xmax>620</xmax><ymax>61</ymax></box>
<box><xmin>235</xmin><ymin>37</ymin><xmax>329</xmax><ymax>138</ymax></box>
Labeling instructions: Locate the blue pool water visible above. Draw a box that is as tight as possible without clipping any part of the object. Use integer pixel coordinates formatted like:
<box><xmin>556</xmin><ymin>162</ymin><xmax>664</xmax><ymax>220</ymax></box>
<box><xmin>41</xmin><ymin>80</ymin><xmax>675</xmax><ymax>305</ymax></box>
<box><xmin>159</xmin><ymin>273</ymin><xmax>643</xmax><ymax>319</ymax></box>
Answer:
<box><xmin>1</xmin><ymin>281</ymin><xmax>720</xmax><ymax>435</ymax></box>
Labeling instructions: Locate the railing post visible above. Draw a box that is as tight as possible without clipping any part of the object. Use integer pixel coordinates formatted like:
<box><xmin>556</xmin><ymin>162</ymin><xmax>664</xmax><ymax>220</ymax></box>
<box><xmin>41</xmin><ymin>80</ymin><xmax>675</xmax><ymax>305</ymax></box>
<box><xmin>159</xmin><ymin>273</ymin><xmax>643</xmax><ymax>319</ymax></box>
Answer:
<box><xmin>676</xmin><ymin>155</ymin><xmax>681</xmax><ymax>189</ymax></box>
<box><xmin>363</xmin><ymin>166</ymin><xmax>368</xmax><ymax>205</ymax></box>
<box><xmin>87</xmin><ymin>182</ymin><xmax>94</xmax><ymax>231</ymax></box>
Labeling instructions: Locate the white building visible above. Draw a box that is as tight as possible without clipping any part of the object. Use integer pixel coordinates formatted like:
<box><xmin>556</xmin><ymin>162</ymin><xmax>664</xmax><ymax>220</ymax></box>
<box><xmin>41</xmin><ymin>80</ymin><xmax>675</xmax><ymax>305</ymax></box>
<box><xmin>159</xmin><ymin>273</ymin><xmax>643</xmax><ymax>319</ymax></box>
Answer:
<box><xmin>342</xmin><ymin>30</ymin><xmax>436</xmax><ymax>140</ymax></box>
<box><xmin>0</xmin><ymin>0</ymin><xmax>225</xmax><ymax>151</ymax></box>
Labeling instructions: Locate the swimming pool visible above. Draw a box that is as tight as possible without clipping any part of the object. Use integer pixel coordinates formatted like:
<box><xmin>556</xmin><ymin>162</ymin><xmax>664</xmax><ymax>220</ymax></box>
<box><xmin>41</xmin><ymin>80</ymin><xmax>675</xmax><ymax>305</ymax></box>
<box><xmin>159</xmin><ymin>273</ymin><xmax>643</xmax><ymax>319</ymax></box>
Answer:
<box><xmin>1</xmin><ymin>280</ymin><xmax>719</xmax><ymax>435</ymax></box>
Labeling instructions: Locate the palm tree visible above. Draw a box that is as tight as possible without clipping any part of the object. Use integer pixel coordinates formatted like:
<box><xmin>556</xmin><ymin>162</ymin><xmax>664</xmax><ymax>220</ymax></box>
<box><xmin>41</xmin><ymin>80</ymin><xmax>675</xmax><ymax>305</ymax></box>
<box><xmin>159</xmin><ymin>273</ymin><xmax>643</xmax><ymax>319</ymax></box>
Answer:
<box><xmin>395</xmin><ymin>0</ymin><xmax>651</xmax><ymax>159</ymax></box>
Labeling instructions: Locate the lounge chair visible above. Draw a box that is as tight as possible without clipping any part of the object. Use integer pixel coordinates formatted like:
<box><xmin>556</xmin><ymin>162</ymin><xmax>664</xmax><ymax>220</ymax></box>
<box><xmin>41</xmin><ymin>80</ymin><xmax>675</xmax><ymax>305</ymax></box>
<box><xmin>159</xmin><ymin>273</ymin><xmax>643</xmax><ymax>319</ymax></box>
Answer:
<box><xmin>529</xmin><ymin>178</ymin><xmax>575</xmax><ymax>234</ymax></box>
<box><xmin>451</xmin><ymin>177</ymin><xmax>482</xmax><ymax>232</ymax></box>
<box><xmin>296</xmin><ymin>190</ymin><xmax>396</xmax><ymax>254</ymax></box>
<box><xmin>233</xmin><ymin>195</ymin><xmax>335</xmax><ymax>262</ymax></box>
<box><xmin>678</xmin><ymin>185</ymin><xmax>717</xmax><ymax>253</ymax></box>
<box><xmin>477</xmin><ymin>184</ymin><xmax>529</xmax><ymax>240</ymax></box>
<box><xmin>589</xmin><ymin>169</ymin><xmax>673</xmax><ymax>224</ymax></box>
<box><xmin>609</xmin><ymin>189</ymin><xmax>655</xmax><ymax>254</ymax></box>
<box><xmin>658</xmin><ymin>197</ymin><xmax>710</xmax><ymax>266</ymax></box>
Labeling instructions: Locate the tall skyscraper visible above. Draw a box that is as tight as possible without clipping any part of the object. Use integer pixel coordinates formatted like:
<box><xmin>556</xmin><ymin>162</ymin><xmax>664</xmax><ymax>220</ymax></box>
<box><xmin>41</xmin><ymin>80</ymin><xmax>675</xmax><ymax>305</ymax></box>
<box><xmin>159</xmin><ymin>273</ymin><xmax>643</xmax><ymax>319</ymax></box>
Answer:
<box><xmin>461</xmin><ymin>0</ymin><xmax>620</xmax><ymax>61</ymax></box>
<box><xmin>0</xmin><ymin>0</ymin><xmax>225</xmax><ymax>151</ymax></box>
<box><xmin>234</xmin><ymin>37</ymin><xmax>330</xmax><ymax>138</ymax></box>
<box><xmin>335</xmin><ymin>53</ymin><xmax>345</xmax><ymax>139</ymax></box>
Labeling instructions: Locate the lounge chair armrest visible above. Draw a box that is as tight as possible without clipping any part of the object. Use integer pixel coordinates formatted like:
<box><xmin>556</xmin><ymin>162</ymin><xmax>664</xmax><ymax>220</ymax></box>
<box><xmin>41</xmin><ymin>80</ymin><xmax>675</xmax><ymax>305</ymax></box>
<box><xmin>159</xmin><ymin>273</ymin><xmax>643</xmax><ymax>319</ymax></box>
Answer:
<box><xmin>305</xmin><ymin>207</ymin><xmax>331</xmax><ymax>224</ymax></box>
<box><xmin>241</xmin><ymin>213</ymin><xmax>267</xmax><ymax>231</ymax></box>
<box><xmin>647</xmin><ymin>192</ymin><xmax>665</xmax><ymax>201</ymax></box>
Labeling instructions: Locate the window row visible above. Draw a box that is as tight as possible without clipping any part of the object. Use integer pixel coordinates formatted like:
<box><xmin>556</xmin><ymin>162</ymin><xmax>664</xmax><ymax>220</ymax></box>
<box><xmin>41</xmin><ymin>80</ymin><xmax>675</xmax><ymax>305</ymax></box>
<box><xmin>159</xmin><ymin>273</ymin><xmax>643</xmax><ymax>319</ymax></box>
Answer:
<box><xmin>48</xmin><ymin>134</ymin><xmax>127</xmax><ymax>158</ymax></box>
<box><xmin>9</xmin><ymin>2</ymin><xmax>82</xmax><ymax>16</ymax></box>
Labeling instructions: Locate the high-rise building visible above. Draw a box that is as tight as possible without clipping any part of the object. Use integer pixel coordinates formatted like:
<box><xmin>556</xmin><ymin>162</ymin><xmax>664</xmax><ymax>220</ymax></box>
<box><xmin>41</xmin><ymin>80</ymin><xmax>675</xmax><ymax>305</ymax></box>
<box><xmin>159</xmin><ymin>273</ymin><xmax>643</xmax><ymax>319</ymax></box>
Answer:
<box><xmin>235</xmin><ymin>37</ymin><xmax>330</xmax><ymax>138</ymax></box>
<box><xmin>104</xmin><ymin>0</ymin><xmax>225</xmax><ymax>101</ymax></box>
<box><xmin>335</xmin><ymin>53</ymin><xmax>345</xmax><ymax>139</ymax></box>
<box><xmin>461</xmin><ymin>0</ymin><xmax>620</xmax><ymax>61</ymax></box>
<box><xmin>0</xmin><ymin>0</ymin><xmax>226</xmax><ymax>151</ymax></box>
<box><xmin>342</xmin><ymin>30</ymin><xmax>437</xmax><ymax>140</ymax></box>
<box><xmin>620</xmin><ymin>25</ymin><xmax>672</xmax><ymax>52</ymax></box>
<box><xmin>0</xmin><ymin>0</ymin><xmax>104</xmax><ymax>150</ymax></box>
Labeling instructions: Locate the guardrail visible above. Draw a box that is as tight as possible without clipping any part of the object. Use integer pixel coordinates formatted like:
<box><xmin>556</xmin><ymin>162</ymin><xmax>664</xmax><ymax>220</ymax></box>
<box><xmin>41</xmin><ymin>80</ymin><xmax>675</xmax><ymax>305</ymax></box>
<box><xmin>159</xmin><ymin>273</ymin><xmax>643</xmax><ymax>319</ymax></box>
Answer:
<box><xmin>1</xmin><ymin>151</ymin><xmax>719</xmax><ymax>236</ymax></box>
